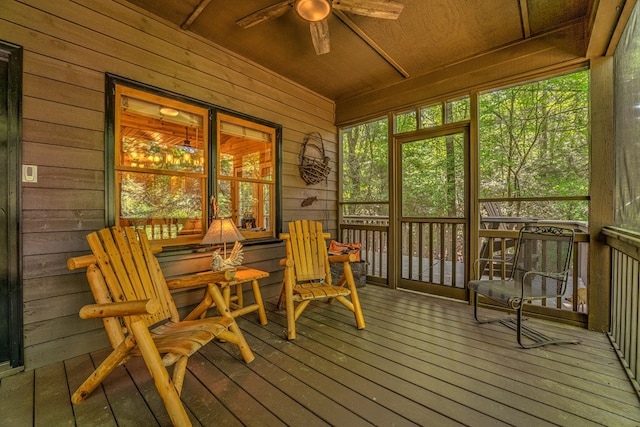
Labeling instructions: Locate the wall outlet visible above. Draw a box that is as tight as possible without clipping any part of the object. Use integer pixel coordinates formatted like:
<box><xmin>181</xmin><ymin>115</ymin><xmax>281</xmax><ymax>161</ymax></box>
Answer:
<box><xmin>22</xmin><ymin>165</ymin><xmax>38</xmax><ymax>183</ymax></box>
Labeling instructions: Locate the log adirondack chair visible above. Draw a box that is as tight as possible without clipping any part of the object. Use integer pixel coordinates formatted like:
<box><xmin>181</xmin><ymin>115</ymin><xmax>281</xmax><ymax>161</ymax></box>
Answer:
<box><xmin>469</xmin><ymin>225</ymin><xmax>581</xmax><ymax>348</ymax></box>
<box><xmin>67</xmin><ymin>226</ymin><xmax>254</xmax><ymax>426</ymax></box>
<box><xmin>279</xmin><ymin>220</ymin><xmax>365</xmax><ymax>340</ymax></box>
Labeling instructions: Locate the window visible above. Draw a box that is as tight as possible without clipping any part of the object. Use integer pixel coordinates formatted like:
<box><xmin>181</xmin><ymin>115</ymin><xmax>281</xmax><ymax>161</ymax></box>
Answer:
<box><xmin>395</xmin><ymin>97</ymin><xmax>470</xmax><ymax>133</ymax></box>
<box><xmin>109</xmin><ymin>78</ymin><xmax>280</xmax><ymax>243</ymax></box>
<box><xmin>340</xmin><ymin>117</ymin><xmax>389</xmax><ymax>219</ymax></box>
<box><xmin>394</xmin><ymin>109</ymin><xmax>417</xmax><ymax>133</ymax></box>
<box><xmin>445</xmin><ymin>96</ymin><xmax>470</xmax><ymax>123</ymax></box>
<box><xmin>115</xmin><ymin>85</ymin><xmax>208</xmax><ymax>243</ymax></box>
<box><xmin>478</xmin><ymin>70</ymin><xmax>590</xmax><ymax>221</ymax></box>
<box><xmin>216</xmin><ymin>114</ymin><xmax>275</xmax><ymax>239</ymax></box>
<box><xmin>419</xmin><ymin>103</ymin><xmax>443</xmax><ymax>128</ymax></box>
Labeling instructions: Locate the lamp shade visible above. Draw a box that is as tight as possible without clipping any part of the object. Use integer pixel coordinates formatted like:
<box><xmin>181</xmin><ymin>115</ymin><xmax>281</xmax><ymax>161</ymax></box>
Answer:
<box><xmin>201</xmin><ymin>218</ymin><xmax>245</xmax><ymax>245</ymax></box>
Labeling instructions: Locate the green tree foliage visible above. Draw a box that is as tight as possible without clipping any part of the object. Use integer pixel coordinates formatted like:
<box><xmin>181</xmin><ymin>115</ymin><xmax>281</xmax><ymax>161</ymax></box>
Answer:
<box><xmin>341</xmin><ymin>119</ymin><xmax>389</xmax><ymax>216</ymax></box>
<box><xmin>340</xmin><ymin>72</ymin><xmax>589</xmax><ymax>222</ymax></box>
<box><xmin>120</xmin><ymin>172</ymin><xmax>202</xmax><ymax>220</ymax></box>
<box><xmin>402</xmin><ymin>134</ymin><xmax>464</xmax><ymax>217</ymax></box>
<box><xmin>479</xmin><ymin>71</ymin><xmax>590</xmax><ymax>220</ymax></box>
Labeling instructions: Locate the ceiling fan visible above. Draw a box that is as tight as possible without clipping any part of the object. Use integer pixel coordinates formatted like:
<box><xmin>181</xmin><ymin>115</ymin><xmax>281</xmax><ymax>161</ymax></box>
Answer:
<box><xmin>236</xmin><ymin>0</ymin><xmax>404</xmax><ymax>55</ymax></box>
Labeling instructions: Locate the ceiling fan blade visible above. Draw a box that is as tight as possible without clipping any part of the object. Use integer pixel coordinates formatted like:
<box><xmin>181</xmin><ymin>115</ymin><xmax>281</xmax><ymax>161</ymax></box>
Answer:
<box><xmin>236</xmin><ymin>1</ymin><xmax>294</xmax><ymax>28</ymax></box>
<box><xmin>333</xmin><ymin>0</ymin><xmax>404</xmax><ymax>19</ymax></box>
<box><xmin>310</xmin><ymin>20</ymin><xmax>330</xmax><ymax>55</ymax></box>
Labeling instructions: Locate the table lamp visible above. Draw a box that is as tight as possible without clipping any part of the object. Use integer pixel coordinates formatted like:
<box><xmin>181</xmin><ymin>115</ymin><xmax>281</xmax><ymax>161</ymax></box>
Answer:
<box><xmin>201</xmin><ymin>218</ymin><xmax>246</xmax><ymax>272</ymax></box>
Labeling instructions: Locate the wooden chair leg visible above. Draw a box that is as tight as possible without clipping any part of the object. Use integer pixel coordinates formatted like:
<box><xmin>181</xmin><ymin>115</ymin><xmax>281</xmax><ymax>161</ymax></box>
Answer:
<box><xmin>282</xmin><ymin>266</ymin><xmax>297</xmax><ymax>340</ymax></box>
<box><xmin>172</xmin><ymin>356</ymin><xmax>189</xmax><ymax>396</ymax></box>
<box><xmin>72</xmin><ymin>335</ymin><xmax>136</xmax><ymax>403</ymax></box>
<box><xmin>207</xmin><ymin>284</ymin><xmax>255</xmax><ymax>363</ymax></box>
<box><xmin>343</xmin><ymin>263</ymin><xmax>365</xmax><ymax>329</ymax></box>
<box><xmin>183</xmin><ymin>289</ymin><xmax>214</xmax><ymax>321</ymax></box>
<box><xmin>277</xmin><ymin>278</ymin><xmax>286</xmax><ymax>309</ymax></box>
<box><xmin>131</xmin><ymin>318</ymin><xmax>191</xmax><ymax>427</ymax></box>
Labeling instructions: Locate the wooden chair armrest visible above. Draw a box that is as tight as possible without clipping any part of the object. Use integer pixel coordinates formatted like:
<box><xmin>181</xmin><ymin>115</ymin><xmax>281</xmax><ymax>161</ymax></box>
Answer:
<box><xmin>328</xmin><ymin>254</ymin><xmax>356</xmax><ymax>263</ymax></box>
<box><xmin>67</xmin><ymin>254</ymin><xmax>97</xmax><ymax>270</ymax></box>
<box><xmin>280</xmin><ymin>258</ymin><xmax>294</xmax><ymax>267</ymax></box>
<box><xmin>79</xmin><ymin>299</ymin><xmax>160</xmax><ymax>319</ymax></box>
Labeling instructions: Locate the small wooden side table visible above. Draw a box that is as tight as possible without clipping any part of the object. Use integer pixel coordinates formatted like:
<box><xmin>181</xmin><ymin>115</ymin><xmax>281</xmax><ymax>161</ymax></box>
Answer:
<box><xmin>167</xmin><ymin>266</ymin><xmax>269</xmax><ymax>325</ymax></box>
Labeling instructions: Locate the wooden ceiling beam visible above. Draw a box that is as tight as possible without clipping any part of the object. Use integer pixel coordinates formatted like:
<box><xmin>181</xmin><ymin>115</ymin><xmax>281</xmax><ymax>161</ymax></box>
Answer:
<box><xmin>181</xmin><ymin>0</ymin><xmax>212</xmax><ymax>30</ymax></box>
<box><xmin>333</xmin><ymin>9</ymin><xmax>410</xmax><ymax>78</ymax></box>
<box><xmin>588</xmin><ymin>0</ymin><xmax>637</xmax><ymax>57</ymax></box>
<box><xmin>519</xmin><ymin>0</ymin><xmax>531</xmax><ymax>38</ymax></box>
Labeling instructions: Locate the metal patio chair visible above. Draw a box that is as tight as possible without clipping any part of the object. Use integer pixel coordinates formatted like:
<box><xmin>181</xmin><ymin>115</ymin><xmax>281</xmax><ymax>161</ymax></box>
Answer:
<box><xmin>469</xmin><ymin>225</ymin><xmax>581</xmax><ymax>348</ymax></box>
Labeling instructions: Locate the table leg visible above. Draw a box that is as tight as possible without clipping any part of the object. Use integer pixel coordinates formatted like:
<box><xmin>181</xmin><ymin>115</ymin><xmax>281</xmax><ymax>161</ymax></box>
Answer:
<box><xmin>222</xmin><ymin>285</ymin><xmax>231</xmax><ymax>314</ymax></box>
<box><xmin>251</xmin><ymin>279</ymin><xmax>268</xmax><ymax>325</ymax></box>
<box><xmin>236</xmin><ymin>283</ymin><xmax>244</xmax><ymax>308</ymax></box>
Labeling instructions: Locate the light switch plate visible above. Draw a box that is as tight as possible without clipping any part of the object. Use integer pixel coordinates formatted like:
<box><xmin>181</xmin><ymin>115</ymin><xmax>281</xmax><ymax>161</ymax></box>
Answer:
<box><xmin>22</xmin><ymin>165</ymin><xmax>38</xmax><ymax>183</ymax></box>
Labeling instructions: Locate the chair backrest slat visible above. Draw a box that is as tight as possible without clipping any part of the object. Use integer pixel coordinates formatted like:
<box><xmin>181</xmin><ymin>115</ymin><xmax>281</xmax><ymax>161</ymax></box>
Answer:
<box><xmin>288</xmin><ymin>220</ymin><xmax>328</xmax><ymax>282</ymax></box>
<box><xmin>136</xmin><ymin>228</ymin><xmax>179</xmax><ymax>323</ymax></box>
<box><xmin>87</xmin><ymin>227</ymin><xmax>174</xmax><ymax>328</ymax></box>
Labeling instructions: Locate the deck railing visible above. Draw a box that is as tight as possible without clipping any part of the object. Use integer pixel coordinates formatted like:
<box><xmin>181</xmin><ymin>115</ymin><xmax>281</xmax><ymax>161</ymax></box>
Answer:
<box><xmin>340</xmin><ymin>217</ymin><xmax>389</xmax><ymax>284</ymax></box>
<box><xmin>340</xmin><ymin>216</ymin><xmax>589</xmax><ymax>315</ymax></box>
<box><xmin>603</xmin><ymin>227</ymin><xmax>640</xmax><ymax>395</ymax></box>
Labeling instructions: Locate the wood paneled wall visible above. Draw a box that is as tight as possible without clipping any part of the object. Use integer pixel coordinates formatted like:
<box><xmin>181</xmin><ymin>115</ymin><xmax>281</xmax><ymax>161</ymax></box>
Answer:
<box><xmin>2</xmin><ymin>0</ymin><xmax>338</xmax><ymax>369</ymax></box>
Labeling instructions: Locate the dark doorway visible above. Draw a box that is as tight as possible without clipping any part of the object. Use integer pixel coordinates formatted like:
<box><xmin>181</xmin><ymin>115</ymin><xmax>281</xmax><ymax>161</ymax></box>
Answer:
<box><xmin>0</xmin><ymin>41</ymin><xmax>23</xmax><ymax>372</ymax></box>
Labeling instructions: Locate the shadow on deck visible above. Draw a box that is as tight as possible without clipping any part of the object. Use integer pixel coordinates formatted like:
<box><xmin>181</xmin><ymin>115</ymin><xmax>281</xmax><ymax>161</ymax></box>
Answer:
<box><xmin>1</xmin><ymin>286</ymin><xmax>638</xmax><ymax>426</ymax></box>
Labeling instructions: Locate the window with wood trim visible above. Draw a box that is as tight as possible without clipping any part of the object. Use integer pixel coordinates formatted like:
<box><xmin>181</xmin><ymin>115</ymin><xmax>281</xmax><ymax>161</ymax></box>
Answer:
<box><xmin>216</xmin><ymin>113</ymin><xmax>275</xmax><ymax>239</ymax></box>
<box><xmin>110</xmin><ymin>79</ymin><xmax>280</xmax><ymax>244</ymax></box>
<box><xmin>115</xmin><ymin>85</ymin><xmax>208</xmax><ymax>243</ymax></box>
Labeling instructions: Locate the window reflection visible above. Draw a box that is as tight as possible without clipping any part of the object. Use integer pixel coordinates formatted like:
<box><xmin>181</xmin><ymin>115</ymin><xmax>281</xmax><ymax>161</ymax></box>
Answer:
<box><xmin>116</xmin><ymin>86</ymin><xmax>208</xmax><ymax>242</ymax></box>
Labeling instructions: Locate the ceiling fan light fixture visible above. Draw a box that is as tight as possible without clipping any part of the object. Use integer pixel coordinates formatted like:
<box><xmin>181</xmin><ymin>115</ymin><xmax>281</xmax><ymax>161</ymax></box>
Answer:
<box><xmin>295</xmin><ymin>0</ymin><xmax>331</xmax><ymax>22</ymax></box>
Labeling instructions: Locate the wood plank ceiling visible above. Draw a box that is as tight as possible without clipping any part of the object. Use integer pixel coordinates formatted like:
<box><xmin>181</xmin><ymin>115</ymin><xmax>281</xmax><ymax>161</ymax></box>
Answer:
<box><xmin>123</xmin><ymin>0</ymin><xmax>593</xmax><ymax>101</ymax></box>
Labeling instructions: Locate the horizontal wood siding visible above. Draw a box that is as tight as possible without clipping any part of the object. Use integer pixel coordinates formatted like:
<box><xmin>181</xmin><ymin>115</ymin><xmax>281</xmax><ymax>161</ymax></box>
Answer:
<box><xmin>2</xmin><ymin>0</ymin><xmax>337</xmax><ymax>369</ymax></box>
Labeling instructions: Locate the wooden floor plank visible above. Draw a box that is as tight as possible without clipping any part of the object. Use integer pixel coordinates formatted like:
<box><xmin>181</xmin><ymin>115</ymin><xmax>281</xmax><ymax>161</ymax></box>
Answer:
<box><xmin>181</xmin><ymin>370</ymin><xmax>239</xmax><ymax>427</ymax></box>
<box><xmin>5</xmin><ymin>285</ymin><xmax>640</xmax><ymax>427</ymax></box>
<box><xmin>34</xmin><ymin>362</ymin><xmax>75</xmax><ymax>427</ymax></box>
<box><xmin>90</xmin><ymin>348</ymin><xmax>160</xmax><ymax>426</ymax></box>
<box><xmin>239</xmin><ymin>317</ymin><xmax>462</xmax><ymax>426</ymax></box>
<box><xmin>259</xmin><ymin>302</ymin><xmax>512</xmax><ymax>426</ymax></box>
<box><xmin>64</xmin><ymin>354</ymin><xmax>118</xmax><ymax>427</ymax></box>
<box><xmin>125</xmin><ymin>356</ymin><xmax>201</xmax><ymax>427</ymax></box>
<box><xmin>187</xmin><ymin>350</ymin><xmax>284</xmax><ymax>427</ymax></box>
<box><xmin>268</xmin><ymin>304</ymin><xmax>565</xmax><ymax>426</ymax></box>
<box><xmin>235</xmin><ymin>320</ymin><xmax>422</xmax><ymax>427</ymax></box>
<box><xmin>362</xmin><ymin>288</ymin><xmax>634</xmax><ymax>387</ymax></box>
<box><xmin>0</xmin><ymin>368</ymin><xmax>34</xmax><ymax>427</ymax></box>
<box><xmin>356</xmin><ymin>293</ymin><xmax>640</xmax><ymax>408</ymax></box>
<box><xmin>200</xmin><ymin>343</ymin><xmax>340</xmax><ymax>427</ymax></box>
<box><xmin>311</xmin><ymin>298</ymin><xmax>640</xmax><ymax>426</ymax></box>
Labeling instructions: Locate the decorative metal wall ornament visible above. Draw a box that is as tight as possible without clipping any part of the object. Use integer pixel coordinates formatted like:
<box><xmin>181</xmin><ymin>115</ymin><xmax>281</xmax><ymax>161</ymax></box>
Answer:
<box><xmin>299</xmin><ymin>132</ymin><xmax>330</xmax><ymax>185</ymax></box>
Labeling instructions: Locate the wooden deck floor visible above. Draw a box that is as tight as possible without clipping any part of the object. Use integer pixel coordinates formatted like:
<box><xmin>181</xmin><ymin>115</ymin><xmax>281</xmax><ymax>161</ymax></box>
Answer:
<box><xmin>1</xmin><ymin>285</ymin><xmax>639</xmax><ymax>426</ymax></box>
